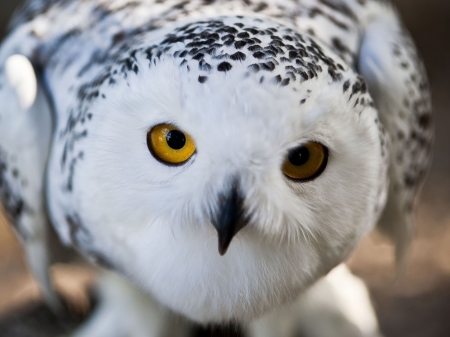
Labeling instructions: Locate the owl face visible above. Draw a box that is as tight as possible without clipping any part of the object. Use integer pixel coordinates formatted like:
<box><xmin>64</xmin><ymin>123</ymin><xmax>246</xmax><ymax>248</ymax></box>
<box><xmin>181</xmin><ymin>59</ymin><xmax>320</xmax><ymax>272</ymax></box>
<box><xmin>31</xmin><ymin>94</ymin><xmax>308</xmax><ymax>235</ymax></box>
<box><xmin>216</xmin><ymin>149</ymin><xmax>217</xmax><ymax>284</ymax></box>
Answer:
<box><xmin>48</xmin><ymin>18</ymin><xmax>388</xmax><ymax>323</ymax></box>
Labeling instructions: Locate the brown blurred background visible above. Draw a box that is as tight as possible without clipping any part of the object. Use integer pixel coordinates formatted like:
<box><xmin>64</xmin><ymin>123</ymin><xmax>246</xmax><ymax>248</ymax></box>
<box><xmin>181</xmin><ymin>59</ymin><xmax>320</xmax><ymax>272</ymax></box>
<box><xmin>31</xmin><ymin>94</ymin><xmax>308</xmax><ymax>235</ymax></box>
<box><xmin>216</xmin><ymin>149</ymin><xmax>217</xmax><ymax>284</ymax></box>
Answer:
<box><xmin>0</xmin><ymin>0</ymin><xmax>450</xmax><ymax>336</ymax></box>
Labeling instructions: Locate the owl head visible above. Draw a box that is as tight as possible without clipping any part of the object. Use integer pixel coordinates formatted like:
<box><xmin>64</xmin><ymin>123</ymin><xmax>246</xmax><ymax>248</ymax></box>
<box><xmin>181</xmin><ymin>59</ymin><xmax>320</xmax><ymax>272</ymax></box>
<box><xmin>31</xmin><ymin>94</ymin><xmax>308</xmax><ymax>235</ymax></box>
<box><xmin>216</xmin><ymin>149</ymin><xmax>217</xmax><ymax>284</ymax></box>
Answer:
<box><xmin>39</xmin><ymin>17</ymin><xmax>388</xmax><ymax>323</ymax></box>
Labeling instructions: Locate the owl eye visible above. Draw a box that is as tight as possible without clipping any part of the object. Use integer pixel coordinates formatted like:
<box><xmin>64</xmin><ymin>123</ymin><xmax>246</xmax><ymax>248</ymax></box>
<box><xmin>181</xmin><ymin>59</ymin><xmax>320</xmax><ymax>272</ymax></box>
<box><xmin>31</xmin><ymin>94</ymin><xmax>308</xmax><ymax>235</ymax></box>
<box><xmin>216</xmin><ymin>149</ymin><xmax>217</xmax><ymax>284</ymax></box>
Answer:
<box><xmin>282</xmin><ymin>142</ymin><xmax>328</xmax><ymax>181</ymax></box>
<box><xmin>147</xmin><ymin>124</ymin><xmax>196</xmax><ymax>165</ymax></box>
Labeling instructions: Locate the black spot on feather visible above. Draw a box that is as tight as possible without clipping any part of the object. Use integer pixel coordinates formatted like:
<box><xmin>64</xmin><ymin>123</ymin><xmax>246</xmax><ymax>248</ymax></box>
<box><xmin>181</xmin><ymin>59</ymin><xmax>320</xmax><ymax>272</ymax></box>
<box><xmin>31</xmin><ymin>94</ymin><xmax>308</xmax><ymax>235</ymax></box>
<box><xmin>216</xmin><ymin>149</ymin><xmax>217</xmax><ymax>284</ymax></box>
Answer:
<box><xmin>230</xmin><ymin>52</ymin><xmax>246</xmax><ymax>61</ymax></box>
<box><xmin>218</xmin><ymin>62</ymin><xmax>232</xmax><ymax>72</ymax></box>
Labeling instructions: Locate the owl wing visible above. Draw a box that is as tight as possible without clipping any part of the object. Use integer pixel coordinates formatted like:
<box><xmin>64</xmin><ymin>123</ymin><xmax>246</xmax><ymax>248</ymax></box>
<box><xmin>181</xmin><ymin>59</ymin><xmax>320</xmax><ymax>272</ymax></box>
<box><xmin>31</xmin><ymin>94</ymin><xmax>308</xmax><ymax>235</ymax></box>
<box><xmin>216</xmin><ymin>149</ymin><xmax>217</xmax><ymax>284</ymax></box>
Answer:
<box><xmin>358</xmin><ymin>2</ymin><xmax>433</xmax><ymax>261</ymax></box>
<box><xmin>0</xmin><ymin>35</ymin><xmax>63</xmax><ymax>311</ymax></box>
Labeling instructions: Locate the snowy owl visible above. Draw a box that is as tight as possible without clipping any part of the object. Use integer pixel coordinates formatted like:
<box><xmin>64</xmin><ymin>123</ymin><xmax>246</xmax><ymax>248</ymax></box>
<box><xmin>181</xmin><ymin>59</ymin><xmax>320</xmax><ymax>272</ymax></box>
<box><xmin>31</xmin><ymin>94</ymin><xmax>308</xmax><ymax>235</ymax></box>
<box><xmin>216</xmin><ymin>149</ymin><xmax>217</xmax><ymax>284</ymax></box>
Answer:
<box><xmin>0</xmin><ymin>0</ymin><xmax>432</xmax><ymax>336</ymax></box>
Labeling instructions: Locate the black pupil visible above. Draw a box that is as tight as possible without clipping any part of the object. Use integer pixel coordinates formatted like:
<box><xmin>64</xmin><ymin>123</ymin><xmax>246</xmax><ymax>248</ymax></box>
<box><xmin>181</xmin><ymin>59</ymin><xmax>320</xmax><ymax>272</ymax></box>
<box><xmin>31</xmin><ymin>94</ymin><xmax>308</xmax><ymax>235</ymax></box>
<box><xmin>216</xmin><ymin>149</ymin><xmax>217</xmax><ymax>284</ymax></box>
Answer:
<box><xmin>288</xmin><ymin>146</ymin><xmax>310</xmax><ymax>166</ymax></box>
<box><xmin>166</xmin><ymin>130</ymin><xmax>186</xmax><ymax>150</ymax></box>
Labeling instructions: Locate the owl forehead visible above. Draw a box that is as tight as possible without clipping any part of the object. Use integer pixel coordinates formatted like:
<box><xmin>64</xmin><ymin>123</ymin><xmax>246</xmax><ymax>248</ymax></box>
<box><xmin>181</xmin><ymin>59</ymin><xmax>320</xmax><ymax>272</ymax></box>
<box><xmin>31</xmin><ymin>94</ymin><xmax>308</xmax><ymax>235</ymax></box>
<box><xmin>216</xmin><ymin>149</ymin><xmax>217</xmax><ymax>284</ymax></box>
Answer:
<box><xmin>92</xmin><ymin>17</ymin><xmax>351</xmax><ymax>124</ymax></box>
<box><xmin>79</xmin><ymin>16</ymin><xmax>348</xmax><ymax>102</ymax></box>
<box><xmin>144</xmin><ymin>16</ymin><xmax>347</xmax><ymax>87</ymax></box>
<box><xmin>153</xmin><ymin>17</ymin><xmax>344</xmax><ymax>87</ymax></box>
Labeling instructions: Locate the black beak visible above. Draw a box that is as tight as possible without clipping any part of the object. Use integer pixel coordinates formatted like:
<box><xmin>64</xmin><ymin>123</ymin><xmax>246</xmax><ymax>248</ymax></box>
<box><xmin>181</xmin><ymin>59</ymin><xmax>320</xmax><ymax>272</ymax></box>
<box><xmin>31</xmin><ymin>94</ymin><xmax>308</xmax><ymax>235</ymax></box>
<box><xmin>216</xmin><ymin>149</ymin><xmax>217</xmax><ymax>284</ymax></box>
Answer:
<box><xmin>211</xmin><ymin>183</ymin><xmax>247</xmax><ymax>256</ymax></box>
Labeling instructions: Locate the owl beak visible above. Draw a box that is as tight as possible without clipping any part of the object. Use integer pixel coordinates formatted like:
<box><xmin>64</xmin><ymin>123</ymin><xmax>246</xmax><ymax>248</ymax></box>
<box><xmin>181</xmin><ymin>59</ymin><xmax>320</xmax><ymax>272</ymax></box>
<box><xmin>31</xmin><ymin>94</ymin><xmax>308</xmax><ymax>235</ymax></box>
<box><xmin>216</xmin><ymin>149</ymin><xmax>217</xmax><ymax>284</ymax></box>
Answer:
<box><xmin>211</xmin><ymin>184</ymin><xmax>247</xmax><ymax>256</ymax></box>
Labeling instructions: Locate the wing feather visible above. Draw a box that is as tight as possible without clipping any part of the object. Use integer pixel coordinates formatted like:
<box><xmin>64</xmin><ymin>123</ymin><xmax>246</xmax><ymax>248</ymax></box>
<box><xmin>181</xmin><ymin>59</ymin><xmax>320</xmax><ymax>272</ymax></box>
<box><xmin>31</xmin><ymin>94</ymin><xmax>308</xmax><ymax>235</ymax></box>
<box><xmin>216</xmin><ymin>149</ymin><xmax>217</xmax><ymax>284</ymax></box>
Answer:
<box><xmin>0</xmin><ymin>48</ymin><xmax>62</xmax><ymax>311</ymax></box>
<box><xmin>358</xmin><ymin>2</ymin><xmax>433</xmax><ymax>261</ymax></box>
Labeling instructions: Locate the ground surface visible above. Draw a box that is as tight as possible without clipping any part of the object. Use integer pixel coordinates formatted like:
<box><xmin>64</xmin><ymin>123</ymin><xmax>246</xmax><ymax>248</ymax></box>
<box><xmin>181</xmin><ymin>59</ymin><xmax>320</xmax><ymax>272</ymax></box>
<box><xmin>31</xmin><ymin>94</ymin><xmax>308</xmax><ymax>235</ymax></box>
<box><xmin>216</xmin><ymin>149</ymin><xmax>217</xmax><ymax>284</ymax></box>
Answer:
<box><xmin>0</xmin><ymin>0</ymin><xmax>449</xmax><ymax>336</ymax></box>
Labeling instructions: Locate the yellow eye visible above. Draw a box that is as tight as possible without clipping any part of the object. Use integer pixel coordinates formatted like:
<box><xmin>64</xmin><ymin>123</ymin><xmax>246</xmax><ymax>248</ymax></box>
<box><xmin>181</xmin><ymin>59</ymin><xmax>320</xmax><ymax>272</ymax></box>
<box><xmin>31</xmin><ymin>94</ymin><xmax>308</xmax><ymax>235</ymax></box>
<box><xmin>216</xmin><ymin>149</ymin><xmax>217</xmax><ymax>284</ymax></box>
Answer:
<box><xmin>147</xmin><ymin>124</ymin><xmax>196</xmax><ymax>165</ymax></box>
<box><xmin>282</xmin><ymin>142</ymin><xmax>328</xmax><ymax>181</ymax></box>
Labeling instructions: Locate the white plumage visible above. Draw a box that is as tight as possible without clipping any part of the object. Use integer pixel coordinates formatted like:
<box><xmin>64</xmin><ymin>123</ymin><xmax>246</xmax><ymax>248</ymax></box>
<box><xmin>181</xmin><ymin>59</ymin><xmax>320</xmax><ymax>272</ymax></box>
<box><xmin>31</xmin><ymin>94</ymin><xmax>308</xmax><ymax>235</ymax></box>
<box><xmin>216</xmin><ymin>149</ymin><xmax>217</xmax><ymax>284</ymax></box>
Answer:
<box><xmin>0</xmin><ymin>0</ymin><xmax>432</xmax><ymax>336</ymax></box>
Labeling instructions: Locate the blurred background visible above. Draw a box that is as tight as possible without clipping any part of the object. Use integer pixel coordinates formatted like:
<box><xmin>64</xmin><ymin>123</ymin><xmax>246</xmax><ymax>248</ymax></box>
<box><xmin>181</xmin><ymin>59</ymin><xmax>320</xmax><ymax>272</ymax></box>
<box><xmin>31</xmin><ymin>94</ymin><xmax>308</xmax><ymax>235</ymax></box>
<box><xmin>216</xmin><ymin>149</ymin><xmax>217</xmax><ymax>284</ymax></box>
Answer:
<box><xmin>0</xmin><ymin>0</ymin><xmax>449</xmax><ymax>336</ymax></box>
